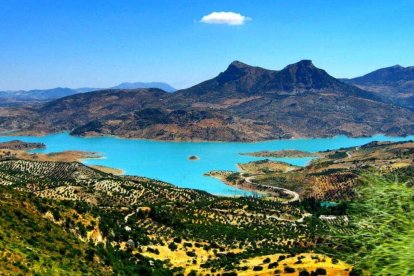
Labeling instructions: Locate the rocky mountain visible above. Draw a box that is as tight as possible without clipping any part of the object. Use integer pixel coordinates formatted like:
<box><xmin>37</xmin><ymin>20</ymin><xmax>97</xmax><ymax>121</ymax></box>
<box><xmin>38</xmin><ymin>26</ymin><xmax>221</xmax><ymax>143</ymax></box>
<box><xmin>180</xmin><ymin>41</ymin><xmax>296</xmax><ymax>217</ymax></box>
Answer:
<box><xmin>1</xmin><ymin>60</ymin><xmax>414</xmax><ymax>141</ymax></box>
<box><xmin>342</xmin><ymin>65</ymin><xmax>414</xmax><ymax>109</ymax></box>
<box><xmin>170</xmin><ymin>60</ymin><xmax>413</xmax><ymax>139</ymax></box>
<box><xmin>177</xmin><ymin>60</ymin><xmax>380</xmax><ymax>102</ymax></box>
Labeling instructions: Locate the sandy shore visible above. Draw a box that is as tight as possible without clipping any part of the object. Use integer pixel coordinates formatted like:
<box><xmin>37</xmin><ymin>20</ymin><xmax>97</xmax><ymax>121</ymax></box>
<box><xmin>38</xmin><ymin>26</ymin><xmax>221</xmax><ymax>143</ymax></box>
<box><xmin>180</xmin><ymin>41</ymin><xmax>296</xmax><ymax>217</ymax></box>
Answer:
<box><xmin>90</xmin><ymin>165</ymin><xmax>125</xmax><ymax>175</ymax></box>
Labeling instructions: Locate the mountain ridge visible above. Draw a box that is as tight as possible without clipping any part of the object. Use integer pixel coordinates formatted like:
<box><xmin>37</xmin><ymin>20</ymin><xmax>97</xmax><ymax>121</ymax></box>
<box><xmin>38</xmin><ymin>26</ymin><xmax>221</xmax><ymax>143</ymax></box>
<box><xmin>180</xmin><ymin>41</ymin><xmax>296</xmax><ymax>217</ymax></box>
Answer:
<box><xmin>342</xmin><ymin>64</ymin><xmax>414</xmax><ymax>109</ymax></box>
<box><xmin>0</xmin><ymin>82</ymin><xmax>176</xmax><ymax>107</ymax></box>
<box><xmin>176</xmin><ymin>60</ymin><xmax>382</xmax><ymax>103</ymax></box>
<box><xmin>111</xmin><ymin>82</ymin><xmax>176</xmax><ymax>92</ymax></box>
<box><xmin>1</xmin><ymin>60</ymin><xmax>413</xmax><ymax>141</ymax></box>
<box><xmin>343</xmin><ymin>64</ymin><xmax>414</xmax><ymax>85</ymax></box>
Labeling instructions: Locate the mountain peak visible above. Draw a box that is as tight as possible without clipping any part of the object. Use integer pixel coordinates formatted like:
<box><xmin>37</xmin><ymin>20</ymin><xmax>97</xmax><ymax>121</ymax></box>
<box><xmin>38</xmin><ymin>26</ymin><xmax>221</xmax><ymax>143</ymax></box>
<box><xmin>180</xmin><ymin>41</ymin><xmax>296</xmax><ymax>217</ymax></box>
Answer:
<box><xmin>272</xmin><ymin>59</ymin><xmax>356</xmax><ymax>92</ymax></box>
<box><xmin>286</xmin><ymin>59</ymin><xmax>315</xmax><ymax>69</ymax></box>
<box><xmin>228</xmin><ymin>60</ymin><xmax>252</xmax><ymax>69</ymax></box>
<box><xmin>182</xmin><ymin>59</ymin><xmax>362</xmax><ymax>96</ymax></box>
<box><xmin>214</xmin><ymin>61</ymin><xmax>260</xmax><ymax>84</ymax></box>
<box><xmin>282</xmin><ymin>60</ymin><xmax>324</xmax><ymax>76</ymax></box>
<box><xmin>297</xmin><ymin>59</ymin><xmax>314</xmax><ymax>66</ymax></box>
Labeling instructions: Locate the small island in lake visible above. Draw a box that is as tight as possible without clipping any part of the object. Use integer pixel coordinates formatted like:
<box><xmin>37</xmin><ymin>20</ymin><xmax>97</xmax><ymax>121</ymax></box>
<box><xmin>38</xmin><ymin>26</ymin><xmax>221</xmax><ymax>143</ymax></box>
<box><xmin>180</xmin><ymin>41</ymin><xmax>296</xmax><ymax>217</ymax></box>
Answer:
<box><xmin>188</xmin><ymin>155</ymin><xmax>200</xmax><ymax>161</ymax></box>
<box><xmin>241</xmin><ymin>149</ymin><xmax>317</xmax><ymax>158</ymax></box>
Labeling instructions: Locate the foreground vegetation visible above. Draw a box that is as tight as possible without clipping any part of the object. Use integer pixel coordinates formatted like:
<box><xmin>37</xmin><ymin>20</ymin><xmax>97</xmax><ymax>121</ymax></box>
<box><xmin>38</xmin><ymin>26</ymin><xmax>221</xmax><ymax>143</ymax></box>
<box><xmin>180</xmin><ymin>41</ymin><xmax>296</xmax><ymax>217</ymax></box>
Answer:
<box><xmin>319</xmin><ymin>174</ymin><xmax>414</xmax><ymax>275</ymax></box>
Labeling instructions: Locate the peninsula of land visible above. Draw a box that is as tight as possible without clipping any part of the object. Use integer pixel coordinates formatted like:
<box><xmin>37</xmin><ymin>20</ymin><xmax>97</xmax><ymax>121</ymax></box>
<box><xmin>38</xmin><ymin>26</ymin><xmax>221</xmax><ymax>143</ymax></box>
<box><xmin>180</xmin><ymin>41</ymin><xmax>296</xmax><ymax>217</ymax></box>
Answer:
<box><xmin>241</xmin><ymin>149</ymin><xmax>317</xmax><ymax>158</ymax></box>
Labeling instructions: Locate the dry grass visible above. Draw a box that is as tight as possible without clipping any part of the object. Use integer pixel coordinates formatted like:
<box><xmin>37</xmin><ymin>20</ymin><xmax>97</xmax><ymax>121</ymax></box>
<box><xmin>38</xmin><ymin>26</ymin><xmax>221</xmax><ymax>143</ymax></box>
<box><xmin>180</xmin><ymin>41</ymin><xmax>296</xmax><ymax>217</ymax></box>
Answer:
<box><xmin>90</xmin><ymin>165</ymin><xmax>124</xmax><ymax>175</ymax></box>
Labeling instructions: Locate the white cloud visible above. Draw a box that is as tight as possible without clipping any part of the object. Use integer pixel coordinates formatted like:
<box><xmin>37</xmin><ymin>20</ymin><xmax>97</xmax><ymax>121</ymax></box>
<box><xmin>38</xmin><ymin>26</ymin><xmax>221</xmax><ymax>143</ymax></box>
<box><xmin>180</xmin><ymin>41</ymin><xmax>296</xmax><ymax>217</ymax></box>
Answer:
<box><xmin>200</xmin><ymin>11</ymin><xmax>251</xmax><ymax>26</ymax></box>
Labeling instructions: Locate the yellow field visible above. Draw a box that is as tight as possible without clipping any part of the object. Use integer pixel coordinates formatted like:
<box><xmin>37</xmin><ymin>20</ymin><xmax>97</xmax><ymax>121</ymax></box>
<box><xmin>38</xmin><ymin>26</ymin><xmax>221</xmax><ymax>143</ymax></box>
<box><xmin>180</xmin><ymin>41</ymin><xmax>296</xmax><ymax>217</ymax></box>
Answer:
<box><xmin>140</xmin><ymin>237</ymin><xmax>351</xmax><ymax>275</ymax></box>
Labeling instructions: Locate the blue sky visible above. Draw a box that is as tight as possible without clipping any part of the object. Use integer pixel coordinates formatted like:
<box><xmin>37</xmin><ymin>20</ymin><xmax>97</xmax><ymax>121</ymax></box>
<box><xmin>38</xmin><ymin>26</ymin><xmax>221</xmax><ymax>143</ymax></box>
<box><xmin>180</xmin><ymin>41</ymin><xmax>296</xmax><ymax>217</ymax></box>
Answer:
<box><xmin>0</xmin><ymin>0</ymin><xmax>413</xmax><ymax>90</ymax></box>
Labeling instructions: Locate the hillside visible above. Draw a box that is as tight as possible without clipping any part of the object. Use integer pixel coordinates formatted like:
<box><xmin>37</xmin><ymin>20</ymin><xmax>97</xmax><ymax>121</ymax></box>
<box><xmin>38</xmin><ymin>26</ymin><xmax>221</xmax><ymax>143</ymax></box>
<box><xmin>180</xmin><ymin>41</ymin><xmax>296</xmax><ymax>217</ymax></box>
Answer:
<box><xmin>216</xmin><ymin>140</ymin><xmax>414</xmax><ymax>201</ymax></box>
<box><xmin>343</xmin><ymin>65</ymin><xmax>414</xmax><ymax>109</ymax></box>
<box><xmin>0</xmin><ymin>157</ymin><xmax>355</xmax><ymax>275</ymax></box>
<box><xmin>0</xmin><ymin>186</ymin><xmax>171</xmax><ymax>275</ymax></box>
<box><xmin>1</xmin><ymin>60</ymin><xmax>414</xmax><ymax>141</ymax></box>
<box><xmin>1</xmin><ymin>140</ymin><xmax>413</xmax><ymax>274</ymax></box>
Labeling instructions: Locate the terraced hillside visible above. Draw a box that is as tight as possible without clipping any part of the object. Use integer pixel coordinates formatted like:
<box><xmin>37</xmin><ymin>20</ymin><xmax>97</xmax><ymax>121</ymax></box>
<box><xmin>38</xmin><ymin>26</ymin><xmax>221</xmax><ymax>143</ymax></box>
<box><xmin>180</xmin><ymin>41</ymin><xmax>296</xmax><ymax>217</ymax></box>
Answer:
<box><xmin>206</xmin><ymin>141</ymin><xmax>414</xmax><ymax>274</ymax></box>
<box><xmin>210</xmin><ymin>140</ymin><xmax>414</xmax><ymax>202</ymax></box>
<box><xmin>0</xmin><ymin>186</ymin><xmax>170</xmax><ymax>275</ymax></box>
<box><xmin>0</xmin><ymin>158</ymin><xmax>355</xmax><ymax>275</ymax></box>
<box><xmin>1</xmin><ymin>140</ymin><xmax>413</xmax><ymax>274</ymax></box>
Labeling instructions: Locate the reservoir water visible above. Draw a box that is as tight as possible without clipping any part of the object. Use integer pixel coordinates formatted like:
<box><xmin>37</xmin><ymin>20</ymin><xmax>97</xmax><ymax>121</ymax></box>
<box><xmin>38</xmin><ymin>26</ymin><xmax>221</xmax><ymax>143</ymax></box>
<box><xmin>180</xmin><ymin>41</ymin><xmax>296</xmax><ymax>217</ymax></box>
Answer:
<box><xmin>0</xmin><ymin>133</ymin><xmax>413</xmax><ymax>196</ymax></box>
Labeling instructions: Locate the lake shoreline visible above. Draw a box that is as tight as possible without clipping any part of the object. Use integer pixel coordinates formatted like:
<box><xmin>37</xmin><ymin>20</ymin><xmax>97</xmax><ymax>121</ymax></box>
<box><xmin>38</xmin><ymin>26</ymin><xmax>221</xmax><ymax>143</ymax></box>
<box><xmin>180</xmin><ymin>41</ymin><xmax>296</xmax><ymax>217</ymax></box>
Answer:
<box><xmin>1</xmin><ymin>132</ymin><xmax>414</xmax><ymax>196</ymax></box>
<box><xmin>1</xmin><ymin>129</ymin><xmax>412</xmax><ymax>144</ymax></box>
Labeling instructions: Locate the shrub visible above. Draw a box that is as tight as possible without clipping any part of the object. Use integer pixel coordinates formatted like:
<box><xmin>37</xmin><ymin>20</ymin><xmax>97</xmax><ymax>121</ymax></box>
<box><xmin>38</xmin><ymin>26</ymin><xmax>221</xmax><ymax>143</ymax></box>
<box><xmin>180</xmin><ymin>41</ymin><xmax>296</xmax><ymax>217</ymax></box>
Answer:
<box><xmin>253</xmin><ymin>266</ymin><xmax>263</xmax><ymax>271</ymax></box>
<box><xmin>268</xmin><ymin>261</ymin><xmax>278</xmax><ymax>269</ymax></box>
<box><xmin>313</xmin><ymin>268</ymin><xmax>327</xmax><ymax>275</ymax></box>
<box><xmin>284</xmin><ymin>267</ymin><xmax>295</xmax><ymax>273</ymax></box>
<box><xmin>186</xmin><ymin>251</ymin><xmax>196</xmax><ymax>257</ymax></box>
<box><xmin>168</xmin><ymin>242</ymin><xmax>178</xmax><ymax>251</ymax></box>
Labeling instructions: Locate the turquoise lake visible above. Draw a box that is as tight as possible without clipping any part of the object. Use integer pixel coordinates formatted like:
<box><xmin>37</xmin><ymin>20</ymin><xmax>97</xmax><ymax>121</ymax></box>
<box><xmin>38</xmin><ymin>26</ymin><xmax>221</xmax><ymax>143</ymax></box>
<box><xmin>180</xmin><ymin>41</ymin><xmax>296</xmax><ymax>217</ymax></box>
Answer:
<box><xmin>1</xmin><ymin>133</ymin><xmax>413</xmax><ymax>196</ymax></box>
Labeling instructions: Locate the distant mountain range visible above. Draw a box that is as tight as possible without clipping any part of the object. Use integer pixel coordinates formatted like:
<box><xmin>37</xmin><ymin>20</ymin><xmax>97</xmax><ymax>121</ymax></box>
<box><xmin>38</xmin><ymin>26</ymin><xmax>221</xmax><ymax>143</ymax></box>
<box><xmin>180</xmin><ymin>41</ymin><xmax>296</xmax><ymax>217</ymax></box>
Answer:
<box><xmin>0</xmin><ymin>82</ymin><xmax>176</xmax><ymax>106</ymax></box>
<box><xmin>111</xmin><ymin>82</ymin><xmax>176</xmax><ymax>92</ymax></box>
<box><xmin>1</xmin><ymin>60</ymin><xmax>413</xmax><ymax>141</ymax></box>
<box><xmin>342</xmin><ymin>65</ymin><xmax>414</xmax><ymax>109</ymax></box>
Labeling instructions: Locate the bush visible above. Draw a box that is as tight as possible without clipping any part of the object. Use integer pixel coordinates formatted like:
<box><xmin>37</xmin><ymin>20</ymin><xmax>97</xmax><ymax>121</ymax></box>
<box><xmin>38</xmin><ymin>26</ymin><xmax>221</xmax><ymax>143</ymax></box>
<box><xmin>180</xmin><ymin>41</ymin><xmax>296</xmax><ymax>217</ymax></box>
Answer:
<box><xmin>186</xmin><ymin>251</ymin><xmax>196</xmax><ymax>257</ymax></box>
<box><xmin>253</xmin><ymin>266</ymin><xmax>263</xmax><ymax>271</ymax></box>
<box><xmin>222</xmin><ymin>272</ymin><xmax>237</xmax><ymax>276</ymax></box>
<box><xmin>268</xmin><ymin>261</ymin><xmax>278</xmax><ymax>269</ymax></box>
<box><xmin>284</xmin><ymin>267</ymin><xmax>295</xmax><ymax>273</ymax></box>
<box><xmin>168</xmin><ymin>242</ymin><xmax>178</xmax><ymax>251</ymax></box>
<box><xmin>313</xmin><ymin>268</ymin><xmax>327</xmax><ymax>275</ymax></box>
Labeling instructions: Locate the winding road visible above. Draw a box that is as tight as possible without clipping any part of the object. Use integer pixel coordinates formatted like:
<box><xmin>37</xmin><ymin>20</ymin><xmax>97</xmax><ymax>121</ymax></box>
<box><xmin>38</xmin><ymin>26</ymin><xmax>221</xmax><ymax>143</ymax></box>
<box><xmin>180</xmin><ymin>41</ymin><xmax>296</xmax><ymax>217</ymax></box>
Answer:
<box><xmin>244</xmin><ymin>175</ymin><xmax>300</xmax><ymax>203</ymax></box>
